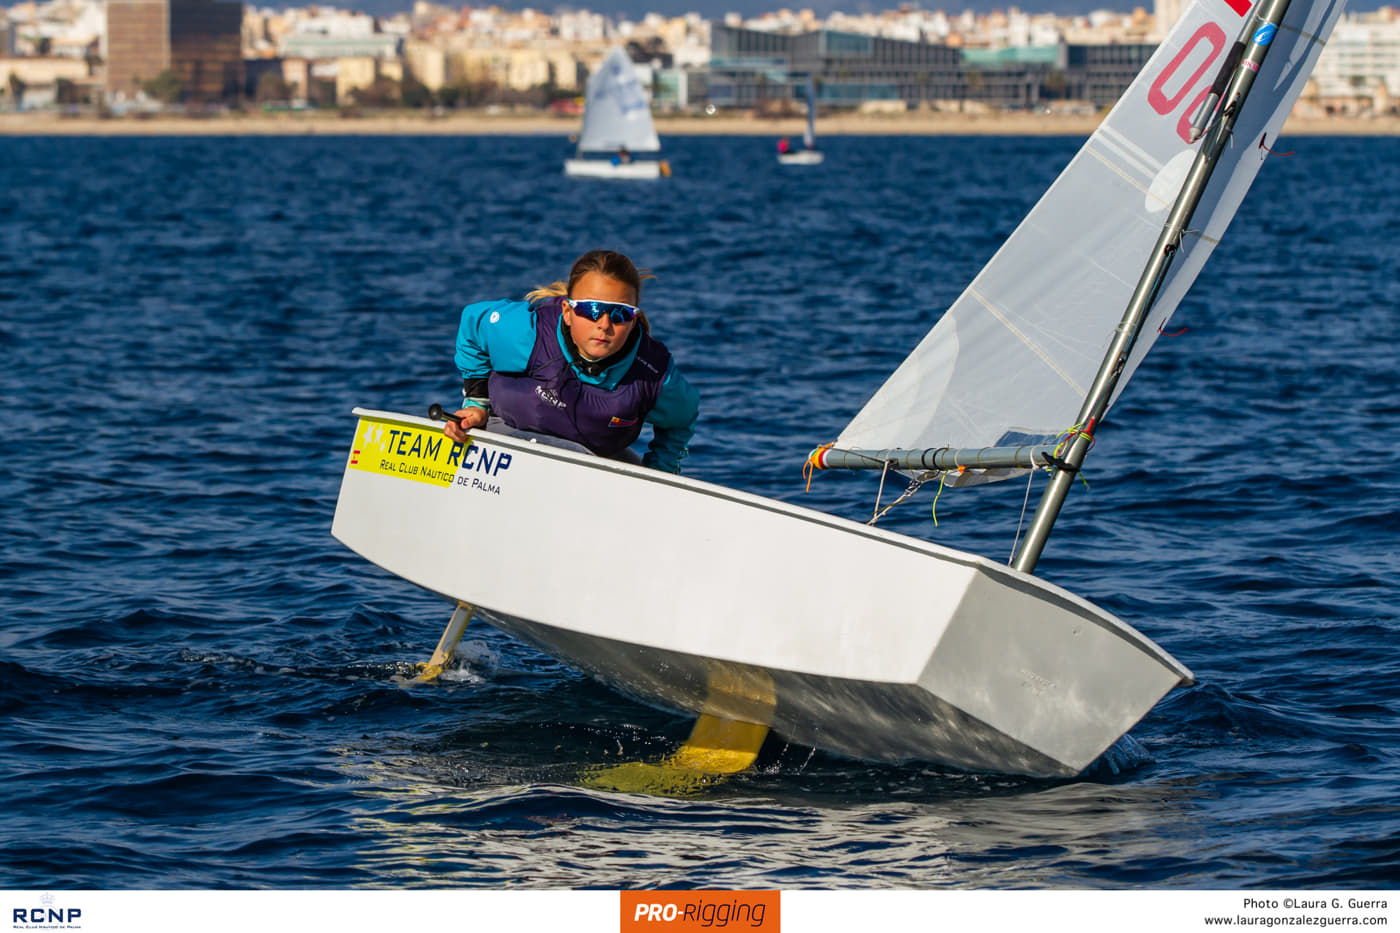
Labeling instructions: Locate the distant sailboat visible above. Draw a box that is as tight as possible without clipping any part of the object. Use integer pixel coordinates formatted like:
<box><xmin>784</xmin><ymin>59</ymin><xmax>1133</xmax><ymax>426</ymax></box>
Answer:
<box><xmin>779</xmin><ymin>76</ymin><xmax>824</xmax><ymax>165</ymax></box>
<box><xmin>336</xmin><ymin>0</ymin><xmax>1345</xmax><ymax>779</ymax></box>
<box><xmin>564</xmin><ymin>47</ymin><xmax>670</xmax><ymax>180</ymax></box>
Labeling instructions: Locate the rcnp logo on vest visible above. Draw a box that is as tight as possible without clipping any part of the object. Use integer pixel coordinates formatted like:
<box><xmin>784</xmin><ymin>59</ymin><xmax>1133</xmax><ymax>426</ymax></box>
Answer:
<box><xmin>620</xmin><ymin>890</ymin><xmax>779</xmax><ymax>933</ymax></box>
<box><xmin>11</xmin><ymin>892</ymin><xmax>82</xmax><ymax>931</ymax></box>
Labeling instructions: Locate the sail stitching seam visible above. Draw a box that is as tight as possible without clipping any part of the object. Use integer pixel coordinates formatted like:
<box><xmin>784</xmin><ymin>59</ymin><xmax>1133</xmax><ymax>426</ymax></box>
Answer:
<box><xmin>967</xmin><ymin>287</ymin><xmax>1086</xmax><ymax>398</ymax></box>
<box><xmin>1086</xmin><ymin>142</ymin><xmax>1160</xmax><ymax>204</ymax></box>
<box><xmin>1093</xmin><ymin>125</ymin><xmax>1162</xmax><ymax>182</ymax></box>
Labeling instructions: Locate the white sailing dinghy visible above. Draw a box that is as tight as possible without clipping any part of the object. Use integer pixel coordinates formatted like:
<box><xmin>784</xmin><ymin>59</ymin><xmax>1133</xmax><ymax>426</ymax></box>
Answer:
<box><xmin>564</xmin><ymin>47</ymin><xmax>670</xmax><ymax>180</ymax></box>
<box><xmin>778</xmin><ymin>76</ymin><xmax>824</xmax><ymax>165</ymax></box>
<box><xmin>335</xmin><ymin>0</ymin><xmax>1343</xmax><ymax>778</ymax></box>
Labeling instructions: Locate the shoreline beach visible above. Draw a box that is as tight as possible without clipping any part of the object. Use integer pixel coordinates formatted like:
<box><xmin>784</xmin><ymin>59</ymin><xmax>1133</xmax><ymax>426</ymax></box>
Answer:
<box><xmin>3</xmin><ymin>109</ymin><xmax>1398</xmax><ymax>136</ymax></box>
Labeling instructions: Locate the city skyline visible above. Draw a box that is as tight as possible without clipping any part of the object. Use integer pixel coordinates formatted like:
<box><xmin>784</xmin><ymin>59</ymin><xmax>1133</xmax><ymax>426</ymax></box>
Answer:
<box><xmin>269</xmin><ymin>0</ymin><xmax>1171</xmax><ymax>24</ymax></box>
<box><xmin>4</xmin><ymin>0</ymin><xmax>1396</xmax><ymax>32</ymax></box>
<box><xmin>320</xmin><ymin>0</ymin><xmax>1393</xmax><ymax>23</ymax></box>
<box><xmin>5</xmin><ymin>0</ymin><xmax>1399</xmax><ymax>117</ymax></box>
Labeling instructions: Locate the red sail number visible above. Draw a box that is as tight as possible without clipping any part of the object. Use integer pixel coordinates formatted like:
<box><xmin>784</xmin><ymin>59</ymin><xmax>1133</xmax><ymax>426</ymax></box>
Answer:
<box><xmin>1145</xmin><ymin>0</ymin><xmax>1251</xmax><ymax>143</ymax></box>
<box><xmin>1148</xmin><ymin>22</ymin><xmax>1228</xmax><ymax>115</ymax></box>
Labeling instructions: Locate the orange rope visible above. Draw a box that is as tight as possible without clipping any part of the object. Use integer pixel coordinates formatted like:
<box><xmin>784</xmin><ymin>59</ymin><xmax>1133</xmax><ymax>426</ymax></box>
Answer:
<box><xmin>803</xmin><ymin>443</ymin><xmax>835</xmax><ymax>492</ymax></box>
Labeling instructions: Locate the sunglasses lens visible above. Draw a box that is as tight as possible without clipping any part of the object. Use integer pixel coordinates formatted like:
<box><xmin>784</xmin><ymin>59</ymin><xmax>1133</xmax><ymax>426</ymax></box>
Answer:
<box><xmin>571</xmin><ymin>300</ymin><xmax>637</xmax><ymax>324</ymax></box>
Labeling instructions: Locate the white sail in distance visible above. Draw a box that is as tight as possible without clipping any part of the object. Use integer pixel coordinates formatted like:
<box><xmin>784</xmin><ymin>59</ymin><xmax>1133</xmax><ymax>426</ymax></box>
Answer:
<box><xmin>576</xmin><ymin>47</ymin><xmax>661</xmax><ymax>154</ymax></box>
<box><xmin>803</xmin><ymin>76</ymin><xmax>818</xmax><ymax>149</ymax></box>
<box><xmin>836</xmin><ymin>0</ymin><xmax>1345</xmax><ymax>466</ymax></box>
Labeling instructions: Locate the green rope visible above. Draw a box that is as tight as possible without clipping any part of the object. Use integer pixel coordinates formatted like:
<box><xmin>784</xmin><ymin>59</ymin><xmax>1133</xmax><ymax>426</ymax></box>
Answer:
<box><xmin>930</xmin><ymin>471</ymin><xmax>947</xmax><ymax>527</ymax></box>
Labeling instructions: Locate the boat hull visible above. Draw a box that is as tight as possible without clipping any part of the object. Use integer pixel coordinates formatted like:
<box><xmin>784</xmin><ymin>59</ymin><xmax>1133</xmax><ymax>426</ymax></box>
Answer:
<box><xmin>333</xmin><ymin>410</ymin><xmax>1193</xmax><ymax>777</ymax></box>
<box><xmin>778</xmin><ymin>150</ymin><xmax>824</xmax><ymax>165</ymax></box>
<box><xmin>564</xmin><ymin>159</ymin><xmax>666</xmax><ymax>179</ymax></box>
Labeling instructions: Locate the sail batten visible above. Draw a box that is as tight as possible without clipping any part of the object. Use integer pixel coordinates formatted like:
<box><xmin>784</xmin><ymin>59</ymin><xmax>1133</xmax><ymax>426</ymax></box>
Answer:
<box><xmin>835</xmin><ymin>0</ymin><xmax>1346</xmax><ymax>472</ymax></box>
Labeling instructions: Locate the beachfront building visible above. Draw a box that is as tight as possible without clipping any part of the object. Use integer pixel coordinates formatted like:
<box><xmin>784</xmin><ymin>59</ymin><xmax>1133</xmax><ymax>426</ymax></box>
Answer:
<box><xmin>261</xmin><ymin>8</ymin><xmax>402</xmax><ymax>103</ymax></box>
<box><xmin>959</xmin><ymin>45</ymin><xmax>1061</xmax><ymax>111</ymax></box>
<box><xmin>403</xmin><ymin>38</ymin><xmax>448</xmax><ymax>89</ymax></box>
<box><xmin>105</xmin><ymin>0</ymin><xmax>242</xmax><ymax>104</ymax></box>
<box><xmin>277</xmin><ymin>33</ymin><xmax>401</xmax><ymax>62</ymax></box>
<box><xmin>1152</xmin><ymin>0</ymin><xmax>1190</xmax><ymax>38</ymax></box>
<box><xmin>1</xmin><ymin>0</ymin><xmax>98</xmax><ymax>56</ymax></box>
<box><xmin>1058</xmin><ymin>41</ymin><xmax>1156</xmax><ymax>109</ymax></box>
<box><xmin>431</xmin><ymin>42</ymin><xmax>581</xmax><ymax>94</ymax></box>
<box><xmin>707</xmin><ymin>22</ymin><xmax>1154</xmax><ymax>113</ymax></box>
<box><xmin>170</xmin><ymin>0</ymin><xmax>243</xmax><ymax>101</ymax></box>
<box><xmin>105</xmin><ymin>0</ymin><xmax>169</xmax><ymax>100</ymax></box>
<box><xmin>654</xmin><ymin>65</ymin><xmax>706</xmax><ymax>111</ymax></box>
<box><xmin>707</xmin><ymin>24</ymin><xmax>962</xmax><ymax>111</ymax></box>
<box><xmin>0</xmin><ymin>54</ymin><xmax>94</xmax><ymax>108</ymax></box>
<box><xmin>1306</xmin><ymin>10</ymin><xmax>1400</xmax><ymax>114</ymax></box>
<box><xmin>0</xmin><ymin>0</ymin><xmax>105</xmax><ymax>108</ymax></box>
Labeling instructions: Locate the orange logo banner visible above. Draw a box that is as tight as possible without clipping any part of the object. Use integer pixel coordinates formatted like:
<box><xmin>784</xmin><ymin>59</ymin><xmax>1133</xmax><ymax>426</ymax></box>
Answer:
<box><xmin>620</xmin><ymin>891</ymin><xmax>780</xmax><ymax>933</ymax></box>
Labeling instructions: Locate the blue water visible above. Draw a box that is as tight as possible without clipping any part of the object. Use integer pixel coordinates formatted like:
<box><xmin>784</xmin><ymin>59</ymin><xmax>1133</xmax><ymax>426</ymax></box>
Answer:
<box><xmin>2</xmin><ymin>134</ymin><xmax>1398</xmax><ymax>890</ymax></box>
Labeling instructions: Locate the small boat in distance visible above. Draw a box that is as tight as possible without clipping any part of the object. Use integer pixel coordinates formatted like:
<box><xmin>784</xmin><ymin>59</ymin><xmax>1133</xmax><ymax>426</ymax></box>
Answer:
<box><xmin>565</xmin><ymin>47</ymin><xmax>670</xmax><ymax>180</ymax></box>
<box><xmin>778</xmin><ymin>76</ymin><xmax>824</xmax><ymax>165</ymax></box>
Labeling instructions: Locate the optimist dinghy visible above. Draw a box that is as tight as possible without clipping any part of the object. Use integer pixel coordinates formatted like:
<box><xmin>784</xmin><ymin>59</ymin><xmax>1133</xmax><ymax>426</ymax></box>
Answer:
<box><xmin>334</xmin><ymin>0</ymin><xmax>1343</xmax><ymax>778</ymax></box>
<box><xmin>564</xmin><ymin>47</ymin><xmax>670</xmax><ymax>180</ymax></box>
<box><xmin>778</xmin><ymin>76</ymin><xmax>824</xmax><ymax>165</ymax></box>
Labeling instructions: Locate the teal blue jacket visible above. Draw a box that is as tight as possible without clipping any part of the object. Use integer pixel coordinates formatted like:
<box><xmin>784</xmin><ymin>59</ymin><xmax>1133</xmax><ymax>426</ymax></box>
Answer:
<box><xmin>454</xmin><ymin>299</ymin><xmax>699</xmax><ymax>473</ymax></box>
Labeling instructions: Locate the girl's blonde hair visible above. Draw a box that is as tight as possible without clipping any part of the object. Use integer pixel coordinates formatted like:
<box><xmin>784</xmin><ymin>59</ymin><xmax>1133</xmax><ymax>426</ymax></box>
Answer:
<box><xmin>526</xmin><ymin>249</ymin><xmax>655</xmax><ymax>305</ymax></box>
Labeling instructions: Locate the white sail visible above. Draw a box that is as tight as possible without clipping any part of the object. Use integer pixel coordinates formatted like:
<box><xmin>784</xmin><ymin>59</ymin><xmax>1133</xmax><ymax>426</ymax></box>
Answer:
<box><xmin>575</xmin><ymin>47</ymin><xmax>660</xmax><ymax>154</ymax></box>
<box><xmin>779</xmin><ymin>76</ymin><xmax>824</xmax><ymax>165</ymax></box>
<box><xmin>803</xmin><ymin>76</ymin><xmax>817</xmax><ymax>149</ymax></box>
<box><xmin>837</xmin><ymin>0</ymin><xmax>1344</xmax><ymax>462</ymax></box>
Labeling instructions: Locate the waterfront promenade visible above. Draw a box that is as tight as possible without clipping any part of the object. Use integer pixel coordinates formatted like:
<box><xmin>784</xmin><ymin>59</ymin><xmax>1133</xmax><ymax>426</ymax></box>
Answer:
<box><xmin>3</xmin><ymin>108</ymin><xmax>1398</xmax><ymax>136</ymax></box>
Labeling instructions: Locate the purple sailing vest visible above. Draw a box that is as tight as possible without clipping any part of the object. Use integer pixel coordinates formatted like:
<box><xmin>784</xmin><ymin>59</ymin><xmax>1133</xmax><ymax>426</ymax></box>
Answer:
<box><xmin>487</xmin><ymin>299</ymin><xmax>671</xmax><ymax>457</ymax></box>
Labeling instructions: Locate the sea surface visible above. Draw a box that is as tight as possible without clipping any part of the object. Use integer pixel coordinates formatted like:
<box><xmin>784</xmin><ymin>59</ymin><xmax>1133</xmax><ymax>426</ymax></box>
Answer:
<box><xmin>1</xmin><ymin>133</ymin><xmax>1397</xmax><ymax>892</ymax></box>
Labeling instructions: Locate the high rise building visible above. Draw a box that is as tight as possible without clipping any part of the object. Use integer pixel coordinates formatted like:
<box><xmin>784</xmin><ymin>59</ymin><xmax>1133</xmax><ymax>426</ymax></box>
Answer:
<box><xmin>105</xmin><ymin>0</ymin><xmax>169</xmax><ymax>101</ymax></box>
<box><xmin>1153</xmin><ymin>0</ymin><xmax>1188</xmax><ymax>39</ymax></box>
<box><xmin>105</xmin><ymin>0</ymin><xmax>243</xmax><ymax>103</ymax></box>
<box><xmin>170</xmin><ymin>0</ymin><xmax>243</xmax><ymax>101</ymax></box>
